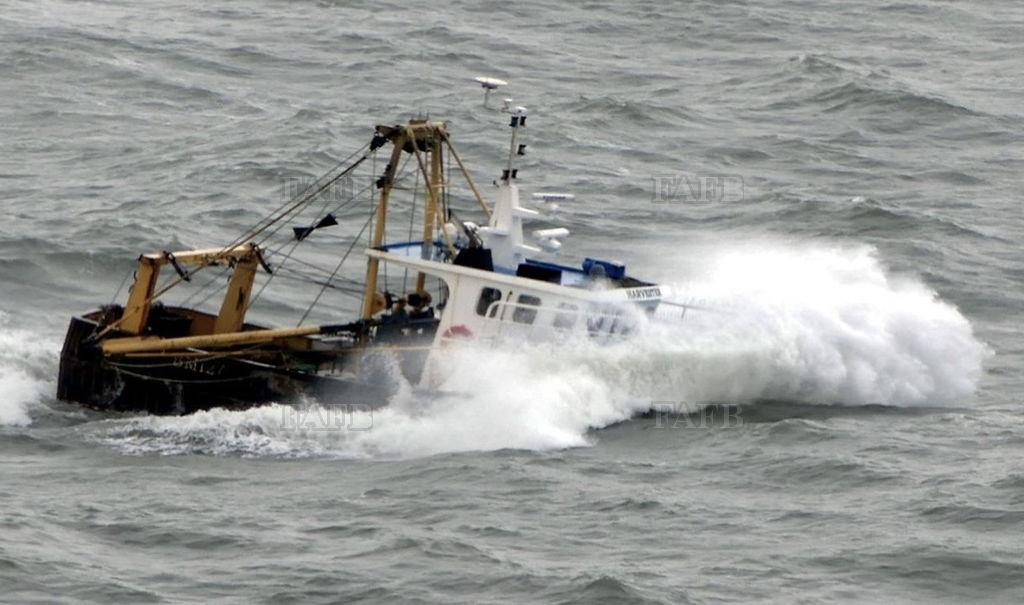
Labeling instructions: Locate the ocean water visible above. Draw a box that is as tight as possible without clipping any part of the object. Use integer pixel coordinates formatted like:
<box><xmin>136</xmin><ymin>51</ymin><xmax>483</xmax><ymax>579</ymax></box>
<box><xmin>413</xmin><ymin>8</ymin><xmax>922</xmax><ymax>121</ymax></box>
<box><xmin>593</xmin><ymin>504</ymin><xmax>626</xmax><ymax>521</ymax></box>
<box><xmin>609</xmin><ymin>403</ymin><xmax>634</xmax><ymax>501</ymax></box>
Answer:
<box><xmin>2</xmin><ymin>0</ymin><xmax>1022</xmax><ymax>603</ymax></box>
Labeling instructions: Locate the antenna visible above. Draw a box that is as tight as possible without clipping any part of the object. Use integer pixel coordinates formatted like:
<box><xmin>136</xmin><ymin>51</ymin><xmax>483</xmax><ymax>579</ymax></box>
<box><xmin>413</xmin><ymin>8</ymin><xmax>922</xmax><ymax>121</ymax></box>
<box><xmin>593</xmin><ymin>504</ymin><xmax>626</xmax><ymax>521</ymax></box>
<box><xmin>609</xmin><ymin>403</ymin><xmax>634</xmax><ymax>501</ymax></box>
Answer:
<box><xmin>503</xmin><ymin>105</ymin><xmax>526</xmax><ymax>182</ymax></box>
<box><xmin>474</xmin><ymin>76</ymin><xmax>507</xmax><ymax>108</ymax></box>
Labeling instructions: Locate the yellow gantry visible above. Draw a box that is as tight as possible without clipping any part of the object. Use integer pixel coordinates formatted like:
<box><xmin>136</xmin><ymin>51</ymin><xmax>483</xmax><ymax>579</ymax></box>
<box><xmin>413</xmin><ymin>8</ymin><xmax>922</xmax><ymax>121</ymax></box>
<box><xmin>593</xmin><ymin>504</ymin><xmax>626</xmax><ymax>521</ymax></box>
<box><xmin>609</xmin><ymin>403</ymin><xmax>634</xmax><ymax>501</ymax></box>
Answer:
<box><xmin>120</xmin><ymin>243</ymin><xmax>263</xmax><ymax>335</ymax></box>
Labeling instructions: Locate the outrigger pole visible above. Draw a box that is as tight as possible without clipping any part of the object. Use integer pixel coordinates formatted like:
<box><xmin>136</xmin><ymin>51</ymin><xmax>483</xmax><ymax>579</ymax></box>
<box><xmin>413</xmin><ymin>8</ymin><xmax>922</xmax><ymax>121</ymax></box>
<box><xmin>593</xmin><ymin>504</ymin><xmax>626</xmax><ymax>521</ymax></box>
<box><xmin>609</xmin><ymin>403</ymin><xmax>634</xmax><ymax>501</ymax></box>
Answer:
<box><xmin>100</xmin><ymin>323</ymin><xmax>357</xmax><ymax>355</ymax></box>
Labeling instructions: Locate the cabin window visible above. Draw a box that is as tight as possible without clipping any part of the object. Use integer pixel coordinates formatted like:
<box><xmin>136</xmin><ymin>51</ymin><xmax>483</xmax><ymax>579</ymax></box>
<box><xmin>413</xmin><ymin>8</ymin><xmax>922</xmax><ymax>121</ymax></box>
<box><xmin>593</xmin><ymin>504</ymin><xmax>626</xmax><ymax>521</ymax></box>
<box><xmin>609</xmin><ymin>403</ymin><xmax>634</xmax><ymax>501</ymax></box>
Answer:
<box><xmin>554</xmin><ymin>302</ymin><xmax>578</xmax><ymax>329</ymax></box>
<box><xmin>513</xmin><ymin>294</ymin><xmax>542</xmax><ymax>324</ymax></box>
<box><xmin>609</xmin><ymin>313</ymin><xmax>631</xmax><ymax>336</ymax></box>
<box><xmin>587</xmin><ymin>307</ymin><xmax>633</xmax><ymax>337</ymax></box>
<box><xmin>587</xmin><ymin>304</ymin><xmax>614</xmax><ymax>336</ymax></box>
<box><xmin>476</xmin><ymin>287</ymin><xmax>503</xmax><ymax>317</ymax></box>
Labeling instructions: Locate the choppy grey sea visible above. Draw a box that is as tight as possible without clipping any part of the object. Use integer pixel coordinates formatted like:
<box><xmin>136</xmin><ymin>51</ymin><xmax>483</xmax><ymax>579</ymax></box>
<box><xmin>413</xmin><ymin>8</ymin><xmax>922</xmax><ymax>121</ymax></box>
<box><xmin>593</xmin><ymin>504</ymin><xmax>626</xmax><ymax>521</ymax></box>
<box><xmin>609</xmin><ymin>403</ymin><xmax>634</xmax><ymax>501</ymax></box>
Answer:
<box><xmin>2</xmin><ymin>0</ymin><xmax>1023</xmax><ymax>603</ymax></box>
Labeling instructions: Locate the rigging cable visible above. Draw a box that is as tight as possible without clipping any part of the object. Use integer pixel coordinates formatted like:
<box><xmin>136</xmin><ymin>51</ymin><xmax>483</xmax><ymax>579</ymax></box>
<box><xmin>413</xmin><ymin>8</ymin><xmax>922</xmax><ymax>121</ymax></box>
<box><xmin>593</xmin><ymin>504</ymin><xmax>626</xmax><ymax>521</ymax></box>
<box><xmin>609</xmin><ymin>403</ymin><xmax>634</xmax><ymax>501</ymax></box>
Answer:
<box><xmin>296</xmin><ymin>209</ymin><xmax>376</xmax><ymax>326</ymax></box>
<box><xmin>249</xmin><ymin>152</ymin><xmax>416</xmax><ymax>312</ymax></box>
<box><xmin>402</xmin><ymin>161</ymin><xmax>421</xmax><ymax>294</ymax></box>
<box><xmin>92</xmin><ymin>137</ymin><xmax>375</xmax><ymax>339</ymax></box>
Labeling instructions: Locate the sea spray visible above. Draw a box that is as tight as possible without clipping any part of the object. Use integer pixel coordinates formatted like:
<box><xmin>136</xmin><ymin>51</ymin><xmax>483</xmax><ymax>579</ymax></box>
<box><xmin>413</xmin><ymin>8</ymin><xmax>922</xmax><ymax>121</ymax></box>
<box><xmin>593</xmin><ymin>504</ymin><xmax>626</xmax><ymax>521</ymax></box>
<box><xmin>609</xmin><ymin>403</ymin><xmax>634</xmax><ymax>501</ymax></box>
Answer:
<box><xmin>91</xmin><ymin>241</ymin><xmax>988</xmax><ymax>457</ymax></box>
<box><xmin>647</xmin><ymin>240</ymin><xmax>987</xmax><ymax>407</ymax></box>
<box><xmin>0</xmin><ymin>313</ymin><xmax>57</xmax><ymax>426</ymax></box>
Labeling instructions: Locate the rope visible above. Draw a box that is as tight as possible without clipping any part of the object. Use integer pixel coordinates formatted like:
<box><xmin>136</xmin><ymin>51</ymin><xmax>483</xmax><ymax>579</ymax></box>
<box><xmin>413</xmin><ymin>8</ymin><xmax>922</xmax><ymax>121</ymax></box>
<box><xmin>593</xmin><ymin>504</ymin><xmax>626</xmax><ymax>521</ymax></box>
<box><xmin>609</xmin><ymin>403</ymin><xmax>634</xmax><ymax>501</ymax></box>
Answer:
<box><xmin>402</xmin><ymin>162</ymin><xmax>420</xmax><ymax>293</ymax></box>
<box><xmin>106</xmin><ymin>343</ymin><xmax>267</xmax><ymax>368</ymax></box>
<box><xmin>179</xmin><ymin>263</ymin><xmax>232</xmax><ymax>308</ymax></box>
<box><xmin>93</xmin><ymin>138</ymin><xmax>374</xmax><ymax>339</ymax></box>
<box><xmin>249</xmin><ymin>152</ymin><xmax>416</xmax><ymax>313</ymax></box>
<box><xmin>110</xmin><ymin>269</ymin><xmax>133</xmax><ymax>306</ymax></box>
<box><xmin>296</xmin><ymin>209</ymin><xmax>376</xmax><ymax>326</ymax></box>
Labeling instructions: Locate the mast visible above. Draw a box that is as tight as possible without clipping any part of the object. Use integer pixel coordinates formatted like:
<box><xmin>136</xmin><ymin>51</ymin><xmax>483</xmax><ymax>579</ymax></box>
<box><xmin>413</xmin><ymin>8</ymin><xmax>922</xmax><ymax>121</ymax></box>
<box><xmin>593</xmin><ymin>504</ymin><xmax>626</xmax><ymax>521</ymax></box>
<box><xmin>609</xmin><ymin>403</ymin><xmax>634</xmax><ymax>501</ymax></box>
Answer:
<box><xmin>360</xmin><ymin>128</ymin><xmax>406</xmax><ymax>321</ymax></box>
<box><xmin>416</xmin><ymin>130</ymin><xmax>444</xmax><ymax>294</ymax></box>
<box><xmin>360</xmin><ymin>120</ymin><xmax>454</xmax><ymax>324</ymax></box>
<box><xmin>476</xmin><ymin>105</ymin><xmax>540</xmax><ymax>272</ymax></box>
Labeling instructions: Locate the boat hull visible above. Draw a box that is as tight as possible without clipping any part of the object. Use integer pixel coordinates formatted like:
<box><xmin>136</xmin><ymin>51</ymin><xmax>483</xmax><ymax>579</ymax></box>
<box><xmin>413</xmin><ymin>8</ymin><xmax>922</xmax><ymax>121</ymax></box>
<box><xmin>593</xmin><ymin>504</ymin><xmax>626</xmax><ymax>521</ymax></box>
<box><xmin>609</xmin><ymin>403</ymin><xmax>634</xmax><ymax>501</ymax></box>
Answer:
<box><xmin>57</xmin><ymin>316</ymin><xmax>394</xmax><ymax>415</ymax></box>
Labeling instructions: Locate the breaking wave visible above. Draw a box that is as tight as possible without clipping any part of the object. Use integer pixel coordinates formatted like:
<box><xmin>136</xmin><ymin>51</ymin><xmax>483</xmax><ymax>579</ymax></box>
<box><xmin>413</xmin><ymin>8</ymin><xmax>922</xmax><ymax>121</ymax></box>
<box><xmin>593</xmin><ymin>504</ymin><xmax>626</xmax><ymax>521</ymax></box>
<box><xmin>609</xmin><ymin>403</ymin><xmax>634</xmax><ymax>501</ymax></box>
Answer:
<box><xmin>0</xmin><ymin>314</ymin><xmax>56</xmax><ymax>427</ymax></box>
<box><xmin>91</xmin><ymin>240</ymin><xmax>988</xmax><ymax>458</ymax></box>
<box><xmin>647</xmin><ymin>240</ymin><xmax>988</xmax><ymax>407</ymax></box>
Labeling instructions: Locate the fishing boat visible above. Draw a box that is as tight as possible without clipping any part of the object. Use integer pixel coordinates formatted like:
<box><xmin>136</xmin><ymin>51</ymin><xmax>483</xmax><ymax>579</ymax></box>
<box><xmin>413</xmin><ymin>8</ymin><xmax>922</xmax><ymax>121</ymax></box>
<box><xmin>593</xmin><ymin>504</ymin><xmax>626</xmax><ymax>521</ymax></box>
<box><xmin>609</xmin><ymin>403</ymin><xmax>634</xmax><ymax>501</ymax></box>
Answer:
<box><xmin>57</xmin><ymin>81</ymin><xmax>676</xmax><ymax>415</ymax></box>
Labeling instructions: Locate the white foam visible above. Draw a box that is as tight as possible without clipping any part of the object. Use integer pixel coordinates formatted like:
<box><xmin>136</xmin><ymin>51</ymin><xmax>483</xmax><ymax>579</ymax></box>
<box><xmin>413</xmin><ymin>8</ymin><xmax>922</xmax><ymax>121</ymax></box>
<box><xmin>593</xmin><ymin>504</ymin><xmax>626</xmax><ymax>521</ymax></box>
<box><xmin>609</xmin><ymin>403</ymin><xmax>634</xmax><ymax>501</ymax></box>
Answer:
<box><xmin>93</xmin><ymin>240</ymin><xmax>988</xmax><ymax>458</ymax></box>
<box><xmin>0</xmin><ymin>314</ymin><xmax>56</xmax><ymax>426</ymax></box>
<box><xmin>0</xmin><ymin>369</ymin><xmax>40</xmax><ymax>426</ymax></box>
<box><xmin>646</xmin><ymin>240</ymin><xmax>988</xmax><ymax>407</ymax></box>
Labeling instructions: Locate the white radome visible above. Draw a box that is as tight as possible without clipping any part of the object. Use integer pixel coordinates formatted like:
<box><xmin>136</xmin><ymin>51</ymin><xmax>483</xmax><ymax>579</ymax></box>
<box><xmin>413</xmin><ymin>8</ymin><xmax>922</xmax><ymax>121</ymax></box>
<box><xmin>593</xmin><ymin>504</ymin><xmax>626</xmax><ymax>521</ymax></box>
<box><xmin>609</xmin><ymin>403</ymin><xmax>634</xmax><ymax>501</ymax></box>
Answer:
<box><xmin>474</xmin><ymin>76</ymin><xmax>508</xmax><ymax>90</ymax></box>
